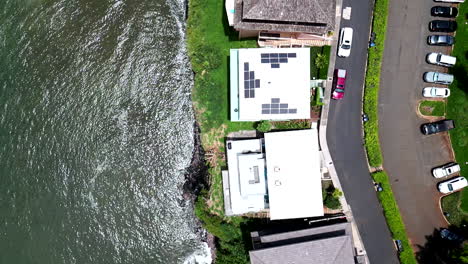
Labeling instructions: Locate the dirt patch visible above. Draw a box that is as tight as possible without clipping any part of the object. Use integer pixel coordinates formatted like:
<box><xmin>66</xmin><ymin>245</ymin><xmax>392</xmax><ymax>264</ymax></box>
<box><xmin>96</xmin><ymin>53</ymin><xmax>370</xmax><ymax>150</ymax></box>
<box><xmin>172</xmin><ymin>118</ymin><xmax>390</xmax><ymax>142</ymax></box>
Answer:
<box><xmin>202</xmin><ymin>124</ymin><xmax>227</xmax><ymax>168</ymax></box>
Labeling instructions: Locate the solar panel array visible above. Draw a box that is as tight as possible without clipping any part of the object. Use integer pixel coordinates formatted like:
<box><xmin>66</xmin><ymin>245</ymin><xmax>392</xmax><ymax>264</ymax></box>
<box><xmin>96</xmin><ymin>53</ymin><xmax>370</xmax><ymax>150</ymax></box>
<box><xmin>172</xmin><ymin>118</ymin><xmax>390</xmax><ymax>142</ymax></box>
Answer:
<box><xmin>261</xmin><ymin>53</ymin><xmax>297</xmax><ymax>68</ymax></box>
<box><xmin>244</xmin><ymin>62</ymin><xmax>261</xmax><ymax>98</ymax></box>
<box><xmin>261</xmin><ymin>98</ymin><xmax>297</xmax><ymax>115</ymax></box>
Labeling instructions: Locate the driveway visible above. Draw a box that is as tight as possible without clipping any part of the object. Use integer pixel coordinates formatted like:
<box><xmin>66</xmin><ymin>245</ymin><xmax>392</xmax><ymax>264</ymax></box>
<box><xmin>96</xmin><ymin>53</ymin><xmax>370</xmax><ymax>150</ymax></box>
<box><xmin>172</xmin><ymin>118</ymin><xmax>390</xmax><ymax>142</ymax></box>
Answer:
<box><xmin>378</xmin><ymin>0</ymin><xmax>452</xmax><ymax>251</ymax></box>
<box><xmin>326</xmin><ymin>0</ymin><xmax>399</xmax><ymax>262</ymax></box>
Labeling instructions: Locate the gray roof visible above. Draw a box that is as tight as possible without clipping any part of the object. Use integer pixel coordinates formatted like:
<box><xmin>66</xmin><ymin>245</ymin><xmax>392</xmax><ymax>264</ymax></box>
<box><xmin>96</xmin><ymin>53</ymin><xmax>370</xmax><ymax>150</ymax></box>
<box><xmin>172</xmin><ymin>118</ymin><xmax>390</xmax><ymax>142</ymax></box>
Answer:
<box><xmin>250</xmin><ymin>236</ymin><xmax>354</xmax><ymax>264</ymax></box>
<box><xmin>234</xmin><ymin>0</ymin><xmax>335</xmax><ymax>34</ymax></box>
<box><xmin>249</xmin><ymin>223</ymin><xmax>355</xmax><ymax>264</ymax></box>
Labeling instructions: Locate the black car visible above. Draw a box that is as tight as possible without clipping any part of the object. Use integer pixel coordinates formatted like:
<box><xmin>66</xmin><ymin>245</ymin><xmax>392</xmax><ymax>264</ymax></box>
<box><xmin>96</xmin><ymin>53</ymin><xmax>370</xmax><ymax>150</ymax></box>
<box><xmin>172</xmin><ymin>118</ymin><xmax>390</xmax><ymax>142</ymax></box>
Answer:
<box><xmin>429</xmin><ymin>20</ymin><xmax>457</xmax><ymax>32</ymax></box>
<box><xmin>440</xmin><ymin>229</ymin><xmax>464</xmax><ymax>243</ymax></box>
<box><xmin>431</xmin><ymin>6</ymin><xmax>458</xmax><ymax>18</ymax></box>
<box><xmin>421</xmin><ymin>119</ymin><xmax>455</xmax><ymax>135</ymax></box>
<box><xmin>427</xmin><ymin>35</ymin><xmax>454</xmax><ymax>46</ymax></box>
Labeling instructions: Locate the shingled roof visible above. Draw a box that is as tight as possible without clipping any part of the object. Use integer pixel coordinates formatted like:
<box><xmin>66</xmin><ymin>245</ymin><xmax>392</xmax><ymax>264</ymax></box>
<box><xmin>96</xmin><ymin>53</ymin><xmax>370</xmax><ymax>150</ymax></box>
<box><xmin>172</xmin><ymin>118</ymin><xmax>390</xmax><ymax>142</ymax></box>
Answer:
<box><xmin>249</xmin><ymin>223</ymin><xmax>355</xmax><ymax>264</ymax></box>
<box><xmin>234</xmin><ymin>0</ymin><xmax>335</xmax><ymax>34</ymax></box>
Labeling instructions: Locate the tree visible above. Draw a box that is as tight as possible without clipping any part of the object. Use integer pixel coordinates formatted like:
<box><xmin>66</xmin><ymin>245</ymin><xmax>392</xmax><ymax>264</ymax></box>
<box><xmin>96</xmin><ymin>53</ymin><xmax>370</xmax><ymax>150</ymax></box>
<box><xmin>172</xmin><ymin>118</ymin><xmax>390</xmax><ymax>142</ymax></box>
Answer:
<box><xmin>315</xmin><ymin>53</ymin><xmax>327</xmax><ymax>69</ymax></box>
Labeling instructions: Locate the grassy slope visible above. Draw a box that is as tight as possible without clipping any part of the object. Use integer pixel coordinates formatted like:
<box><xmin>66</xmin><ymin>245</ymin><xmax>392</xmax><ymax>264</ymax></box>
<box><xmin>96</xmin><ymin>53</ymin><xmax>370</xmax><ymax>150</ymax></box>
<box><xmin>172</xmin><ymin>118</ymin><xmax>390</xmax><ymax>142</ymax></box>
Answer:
<box><xmin>373</xmin><ymin>172</ymin><xmax>417</xmax><ymax>264</ymax></box>
<box><xmin>419</xmin><ymin>100</ymin><xmax>446</xmax><ymax>116</ymax></box>
<box><xmin>363</xmin><ymin>0</ymin><xmax>387</xmax><ymax>167</ymax></box>
<box><xmin>187</xmin><ymin>0</ymin><xmax>257</xmax><ymax>214</ymax></box>
<box><xmin>446</xmin><ymin>1</ymin><xmax>468</xmax><ymax>212</ymax></box>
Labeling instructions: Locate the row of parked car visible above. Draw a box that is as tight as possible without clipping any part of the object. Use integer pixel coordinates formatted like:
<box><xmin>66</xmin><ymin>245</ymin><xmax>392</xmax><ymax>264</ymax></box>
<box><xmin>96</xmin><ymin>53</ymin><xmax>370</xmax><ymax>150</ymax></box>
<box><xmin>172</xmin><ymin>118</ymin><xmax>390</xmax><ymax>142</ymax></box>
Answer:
<box><xmin>420</xmin><ymin>3</ymin><xmax>466</xmax><ymax>195</ymax></box>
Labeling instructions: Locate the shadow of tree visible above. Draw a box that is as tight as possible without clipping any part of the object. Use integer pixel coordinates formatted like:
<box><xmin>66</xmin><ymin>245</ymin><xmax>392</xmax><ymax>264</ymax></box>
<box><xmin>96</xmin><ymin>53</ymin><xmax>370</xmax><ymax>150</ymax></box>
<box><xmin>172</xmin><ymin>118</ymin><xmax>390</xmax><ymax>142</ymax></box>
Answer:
<box><xmin>450</xmin><ymin>64</ymin><xmax>468</xmax><ymax>93</ymax></box>
<box><xmin>416</xmin><ymin>223</ymin><xmax>468</xmax><ymax>264</ymax></box>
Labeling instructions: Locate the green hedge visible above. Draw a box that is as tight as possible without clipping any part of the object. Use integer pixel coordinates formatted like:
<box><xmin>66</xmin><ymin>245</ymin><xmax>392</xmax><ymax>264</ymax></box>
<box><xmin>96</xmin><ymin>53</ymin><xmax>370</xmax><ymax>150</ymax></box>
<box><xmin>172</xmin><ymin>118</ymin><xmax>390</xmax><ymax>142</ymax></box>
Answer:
<box><xmin>373</xmin><ymin>172</ymin><xmax>417</xmax><ymax>264</ymax></box>
<box><xmin>363</xmin><ymin>0</ymin><xmax>389</xmax><ymax>167</ymax></box>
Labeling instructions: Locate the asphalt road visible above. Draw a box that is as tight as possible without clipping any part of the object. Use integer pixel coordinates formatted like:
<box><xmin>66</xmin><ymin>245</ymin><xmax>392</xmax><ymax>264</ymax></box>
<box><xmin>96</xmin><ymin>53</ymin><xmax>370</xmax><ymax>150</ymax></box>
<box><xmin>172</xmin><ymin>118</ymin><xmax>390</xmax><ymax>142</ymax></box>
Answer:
<box><xmin>326</xmin><ymin>0</ymin><xmax>400</xmax><ymax>262</ymax></box>
<box><xmin>378</xmin><ymin>0</ymin><xmax>452</xmax><ymax>250</ymax></box>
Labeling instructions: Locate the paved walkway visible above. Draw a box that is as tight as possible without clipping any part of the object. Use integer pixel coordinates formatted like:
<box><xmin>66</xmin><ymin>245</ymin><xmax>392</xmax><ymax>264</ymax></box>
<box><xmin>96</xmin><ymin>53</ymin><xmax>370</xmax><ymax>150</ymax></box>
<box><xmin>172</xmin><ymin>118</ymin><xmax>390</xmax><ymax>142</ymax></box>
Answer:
<box><xmin>378</xmin><ymin>0</ymin><xmax>450</xmax><ymax>250</ymax></box>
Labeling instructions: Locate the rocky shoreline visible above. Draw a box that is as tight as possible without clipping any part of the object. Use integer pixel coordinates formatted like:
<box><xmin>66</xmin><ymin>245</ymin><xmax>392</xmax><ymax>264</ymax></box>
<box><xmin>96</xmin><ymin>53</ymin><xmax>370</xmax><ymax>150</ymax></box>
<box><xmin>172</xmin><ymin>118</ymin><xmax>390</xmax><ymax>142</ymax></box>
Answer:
<box><xmin>183</xmin><ymin>121</ymin><xmax>216</xmax><ymax>261</ymax></box>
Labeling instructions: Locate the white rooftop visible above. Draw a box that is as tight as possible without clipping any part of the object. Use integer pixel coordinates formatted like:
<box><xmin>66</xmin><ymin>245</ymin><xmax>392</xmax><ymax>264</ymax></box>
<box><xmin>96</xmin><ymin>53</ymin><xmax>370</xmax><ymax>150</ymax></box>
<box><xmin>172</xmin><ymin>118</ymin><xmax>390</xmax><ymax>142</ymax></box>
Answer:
<box><xmin>230</xmin><ymin>48</ymin><xmax>311</xmax><ymax>121</ymax></box>
<box><xmin>264</xmin><ymin>129</ymin><xmax>323</xmax><ymax>220</ymax></box>
<box><xmin>224</xmin><ymin>139</ymin><xmax>268</xmax><ymax>215</ymax></box>
<box><xmin>222</xmin><ymin>128</ymin><xmax>323</xmax><ymax>219</ymax></box>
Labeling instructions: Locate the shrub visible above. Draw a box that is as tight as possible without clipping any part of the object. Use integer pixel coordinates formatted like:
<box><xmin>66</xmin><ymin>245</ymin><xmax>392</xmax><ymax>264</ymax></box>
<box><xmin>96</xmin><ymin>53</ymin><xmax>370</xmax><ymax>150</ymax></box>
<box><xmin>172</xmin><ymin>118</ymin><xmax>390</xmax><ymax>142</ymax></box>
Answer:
<box><xmin>273</xmin><ymin>120</ymin><xmax>310</xmax><ymax>130</ymax></box>
<box><xmin>256</xmin><ymin>120</ymin><xmax>272</xmax><ymax>132</ymax></box>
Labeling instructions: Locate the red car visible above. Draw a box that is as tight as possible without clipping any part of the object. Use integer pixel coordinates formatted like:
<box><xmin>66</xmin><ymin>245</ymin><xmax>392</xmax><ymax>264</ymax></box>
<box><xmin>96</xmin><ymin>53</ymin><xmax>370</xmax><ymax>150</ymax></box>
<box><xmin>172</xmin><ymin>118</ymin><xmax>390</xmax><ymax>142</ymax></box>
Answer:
<box><xmin>332</xmin><ymin>69</ymin><xmax>347</xmax><ymax>100</ymax></box>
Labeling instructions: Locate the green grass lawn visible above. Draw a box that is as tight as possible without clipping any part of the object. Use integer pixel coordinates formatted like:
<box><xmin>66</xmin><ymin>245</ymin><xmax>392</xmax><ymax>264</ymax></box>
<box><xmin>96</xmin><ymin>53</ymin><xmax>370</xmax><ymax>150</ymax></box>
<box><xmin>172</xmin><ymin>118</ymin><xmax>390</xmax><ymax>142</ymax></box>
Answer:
<box><xmin>310</xmin><ymin>46</ymin><xmax>331</xmax><ymax>79</ymax></box>
<box><xmin>446</xmin><ymin>1</ymin><xmax>468</xmax><ymax>213</ymax></box>
<box><xmin>441</xmin><ymin>192</ymin><xmax>468</xmax><ymax>226</ymax></box>
<box><xmin>419</xmin><ymin>100</ymin><xmax>445</xmax><ymax>116</ymax></box>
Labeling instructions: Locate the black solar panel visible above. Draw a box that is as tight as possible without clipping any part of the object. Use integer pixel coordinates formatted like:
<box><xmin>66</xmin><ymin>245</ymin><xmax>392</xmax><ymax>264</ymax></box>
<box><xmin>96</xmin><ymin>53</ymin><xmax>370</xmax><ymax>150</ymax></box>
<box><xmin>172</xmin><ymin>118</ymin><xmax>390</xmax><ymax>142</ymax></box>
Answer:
<box><xmin>261</xmin><ymin>53</ymin><xmax>269</xmax><ymax>58</ymax></box>
<box><xmin>250</xmin><ymin>90</ymin><xmax>255</xmax><ymax>97</ymax></box>
<box><xmin>250</xmin><ymin>71</ymin><xmax>254</xmax><ymax>79</ymax></box>
<box><xmin>244</xmin><ymin>62</ymin><xmax>249</xmax><ymax>71</ymax></box>
<box><xmin>271</xmin><ymin>64</ymin><xmax>280</xmax><ymax>68</ymax></box>
<box><xmin>270</xmin><ymin>58</ymin><xmax>278</xmax><ymax>63</ymax></box>
<box><xmin>255</xmin><ymin>79</ymin><xmax>260</xmax><ymax>88</ymax></box>
<box><xmin>279</xmin><ymin>53</ymin><xmax>288</xmax><ymax>58</ymax></box>
<box><xmin>260</xmin><ymin>99</ymin><xmax>297</xmax><ymax>115</ymax></box>
<box><xmin>270</xmin><ymin>53</ymin><xmax>278</xmax><ymax>57</ymax></box>
<box><xmin>245</xmin><ymin>81</ymin><xmax>250</xmax><ymax>89</ymax></box>
<box><xmin>279</xmin><ymin>58</ymin><xmax>288</xmax><ymax>63</ymax></box>
<box><xmin>261</xmin><ymin>58</ymin><xmax>269</xmax><ymax>63</ymax></box>
<box><xmin>244</xmin><ymin>72</ymin><xmax>249</xmax><ymax>80</ymax></box>
<box><xmin>245</xmin><ymin>90</ymin><xmax>250</xmax><ymax>98</ymax></box>
<box><xmin>287</xmin><ymin>53</ymin><xmax>297</xmax><ymax>58</ymax></box>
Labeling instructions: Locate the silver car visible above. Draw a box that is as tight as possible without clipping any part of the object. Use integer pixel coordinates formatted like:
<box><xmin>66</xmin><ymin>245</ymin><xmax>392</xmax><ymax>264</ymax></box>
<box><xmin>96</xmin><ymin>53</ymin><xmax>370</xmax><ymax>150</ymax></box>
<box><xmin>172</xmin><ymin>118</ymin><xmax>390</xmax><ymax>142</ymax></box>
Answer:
<box><xmin>423</xmin><ymin>72</ymin><xmax>454</xmax><ymax>84</ymax></box>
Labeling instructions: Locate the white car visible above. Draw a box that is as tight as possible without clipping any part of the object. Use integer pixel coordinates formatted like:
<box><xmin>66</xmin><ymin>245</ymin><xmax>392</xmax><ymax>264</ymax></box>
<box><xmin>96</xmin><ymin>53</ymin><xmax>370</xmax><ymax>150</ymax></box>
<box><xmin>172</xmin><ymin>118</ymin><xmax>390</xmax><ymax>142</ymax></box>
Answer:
<box><xmin>438</xmin><ymin>177</ymin><xmax>468</xmax><ymax>194</ymax></box>
<box><xmin>434</xmin><ymin>0</ymin><xmax>464</xmax><ymax>3</ymax></box>
<box><xmin>426</xmin><ymin>53</ymin><xmax>456</xmax><ymax>67</ymax></box>
<box><xmin>433</xmin><ymin>163</ymin><xmax>460</xmax><ymax>178</ymax></box>
<box><xmin>338</xmin><ymin>27</ymin><xmax>353</xmax><ymax>57</ymax></box>
<box><xmin>423</xmin><ymin>87</ymin><xmax>450</xmax><ymax>98</ymax></box>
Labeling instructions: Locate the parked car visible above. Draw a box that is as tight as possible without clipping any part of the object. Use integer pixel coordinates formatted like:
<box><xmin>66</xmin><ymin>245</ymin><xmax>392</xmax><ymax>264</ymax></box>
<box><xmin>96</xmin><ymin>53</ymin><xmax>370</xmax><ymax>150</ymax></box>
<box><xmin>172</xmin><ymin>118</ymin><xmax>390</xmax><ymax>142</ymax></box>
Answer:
<box><xmin>433</xmin><ymin>162</ymin><xmax>460</xmax><ymax>178</ymax></box>
<box><xmin>332</xmin><ymin>69</ymin><xmax>347</xmax><ymax>100</ymax></box>
<box><xmin>426</xmin><ymin>52</ymin><xmax>456</xmax><ymax>67</ymax></box>
<box><xmin>423</xmin><ymin>87</ymin><xmax>450</xmax><ymax>98</ymax></box>
<box><xmin>338</xmin><ymin>27</ymin><xmax>353</xmax><ymax>57</ymax></box>
<box><xmin>431</xmin><ymin>6</ymin><xmax>458</xmax><ymax>17</ymax></box>
<box><xmin>429</xmin><ymin>20</ymin><xmax>457</xmax><ymax>32</ymax></box>
<box><xmin>421</xmin><ymin>119</ymin><xmax>455</xmax><ymax>135</ymax></box>
<box><xmin>427</xmin><ymin>35</ymin><xmax>454</xmax><ymax>46</ymax></box>
<box><xmin>434</xmin><ymin>0</ymin><xmax>464</xmax><ymax>3</ymax></box>
<box><xmin>424</xmin><ymin>72</ymin><xmax>454</xmax><ymax>84</ymax></box>
<box><xmin>440</xmin><ymin>229</ymin><xmax>464</xmax><ymax>243</ymax></box>
<box><xmin>438</xmin><ymin>177</ymin><xmax>468</xmax><ymax>194</ymax></box>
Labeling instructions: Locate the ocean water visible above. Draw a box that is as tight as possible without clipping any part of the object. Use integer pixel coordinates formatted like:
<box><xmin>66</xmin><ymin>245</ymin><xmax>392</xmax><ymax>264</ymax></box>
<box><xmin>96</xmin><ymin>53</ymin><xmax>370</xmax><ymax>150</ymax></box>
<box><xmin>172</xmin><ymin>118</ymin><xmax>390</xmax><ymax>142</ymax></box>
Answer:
<box><xmin>0</xmin><ymin>0</ymin><xmax>211</xmax><ymax>263</ymax></box>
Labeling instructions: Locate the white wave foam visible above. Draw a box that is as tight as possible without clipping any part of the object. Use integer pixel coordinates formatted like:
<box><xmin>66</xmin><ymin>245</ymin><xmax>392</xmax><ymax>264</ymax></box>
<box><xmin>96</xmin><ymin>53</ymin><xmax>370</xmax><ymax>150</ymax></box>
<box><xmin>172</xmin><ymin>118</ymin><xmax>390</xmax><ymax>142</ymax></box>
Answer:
<box><xmin>183</xmin><ymin>242</ymin><xmax>212</xmax><ymax>264</ymax></box>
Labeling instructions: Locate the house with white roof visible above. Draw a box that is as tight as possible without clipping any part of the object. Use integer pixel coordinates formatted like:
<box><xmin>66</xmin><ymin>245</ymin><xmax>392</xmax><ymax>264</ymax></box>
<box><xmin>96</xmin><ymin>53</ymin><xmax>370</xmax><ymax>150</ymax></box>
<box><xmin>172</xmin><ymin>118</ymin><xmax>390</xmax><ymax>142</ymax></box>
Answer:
<box><xmin>222</xmin><ymin>128</ymin><xmax>324</xmax><ymax>220</ymax></box>
<box><xmin>230</xmin><ymin>48</ymin><xmax>311</xmax><ymax>122</ymax></box>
